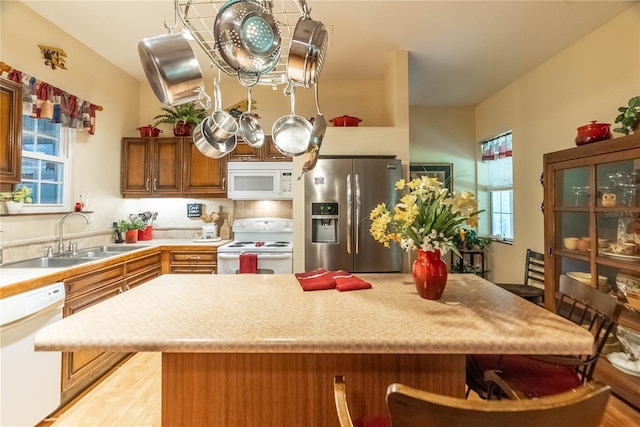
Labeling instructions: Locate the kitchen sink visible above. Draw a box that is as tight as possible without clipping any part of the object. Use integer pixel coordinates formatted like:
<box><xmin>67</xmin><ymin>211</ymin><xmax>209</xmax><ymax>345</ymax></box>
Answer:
<box><xmin>2</xmin><ymin>257</ymin><xmax>91</xmax><ymax>269</ymax></box>
<box><xmin>2</xmin><ymin>245</ymin><xmax>147</xmax><ymax>268</ymax></box>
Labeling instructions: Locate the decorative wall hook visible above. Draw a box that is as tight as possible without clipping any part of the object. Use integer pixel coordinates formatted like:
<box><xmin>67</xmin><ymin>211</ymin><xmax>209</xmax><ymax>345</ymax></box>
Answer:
<box><xmin>38</xmin><ymin>45</ymin><xmax>68</xmax><ymax>70</ymax></box>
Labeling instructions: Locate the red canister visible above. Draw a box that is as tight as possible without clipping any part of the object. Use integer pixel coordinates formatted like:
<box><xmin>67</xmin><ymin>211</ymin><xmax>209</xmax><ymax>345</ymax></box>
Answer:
<box><xmin>137</xmin><ymin>125</ymin><xmax>162</xmax><ymax>137</ymax></box>
<box><xmin>575</xmin><ymin>121</ymin><xmax>611</xmax><ymax>146</ymax></box>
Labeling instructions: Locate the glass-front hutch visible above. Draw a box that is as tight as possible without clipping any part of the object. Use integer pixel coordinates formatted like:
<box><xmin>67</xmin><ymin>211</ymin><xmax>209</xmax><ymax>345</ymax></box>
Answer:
<box><xmin>543</xmin><ymin>133</ymin><xmax>640</xmax><ymax>408</ymax></box>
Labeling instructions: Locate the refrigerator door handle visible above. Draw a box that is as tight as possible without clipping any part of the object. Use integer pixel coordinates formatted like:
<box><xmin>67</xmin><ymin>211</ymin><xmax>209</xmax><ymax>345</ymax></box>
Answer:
<box><xmin>355</xmin><ymin>173</ymin><xmax>360</xmax><ymax>254</ymax></box>
<box><xmin>346</xmin><ymin>173</ymin><xmax>352</xmax><ymax>254</ymax></box>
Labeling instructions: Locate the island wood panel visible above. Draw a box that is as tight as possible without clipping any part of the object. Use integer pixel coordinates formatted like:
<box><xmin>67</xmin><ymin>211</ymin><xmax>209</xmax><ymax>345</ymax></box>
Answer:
<box><xmin>162</xmin><ymin>352</ymin><xmax>465</xmax><ymax>427</ymax></box>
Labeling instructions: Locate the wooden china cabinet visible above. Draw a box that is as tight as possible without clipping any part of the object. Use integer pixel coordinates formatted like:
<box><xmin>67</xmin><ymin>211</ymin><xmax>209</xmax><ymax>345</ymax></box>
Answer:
<box><xmin>543</xmin><ymin>133</ymin><xmax>640</xmax><ymax>408</ymax></box>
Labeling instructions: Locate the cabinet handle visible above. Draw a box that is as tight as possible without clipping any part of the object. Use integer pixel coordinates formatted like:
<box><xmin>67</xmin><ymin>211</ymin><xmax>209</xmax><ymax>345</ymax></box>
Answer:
<box><xmin>153</xmin><ymin>178</ymin><xmax>157</xmax><ymax>191</ymax></box>
<box><xmin>125</xmin><ymin>284</ymin><xmax>131</xmax><ymax>291</ymax></box>
<box><xmin>118</xmin><ymin>287</ymin><xmax>124</xmax><ymax>294</ymax></box>
<box><xmin>145</xmin><ymin>179</ymin><xmax>149</xmax><ymax>191</ymax></box>
<box><xmin>222</xmin><ymin>178</ymin><xmax>226</xmax><ymax>191</ymax></box>
<box><xmin>188</xmin><ymin>256</ymin><xmax>201</xmax><ymax>260</ymax></box>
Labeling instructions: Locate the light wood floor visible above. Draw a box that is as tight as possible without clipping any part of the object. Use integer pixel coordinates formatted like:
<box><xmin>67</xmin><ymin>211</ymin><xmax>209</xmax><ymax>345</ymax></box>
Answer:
<box><xmin>40</xmin><ymin>352</ymin><xmax>640</xmax><ymax>427</ymax></box>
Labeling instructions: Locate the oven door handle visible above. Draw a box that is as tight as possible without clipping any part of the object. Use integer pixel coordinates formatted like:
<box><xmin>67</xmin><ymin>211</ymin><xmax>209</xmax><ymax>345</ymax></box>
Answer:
<box><xmin>218</xmin><ymin>253</ymin><xmax>292</xmax><ymax>260</ymax></box>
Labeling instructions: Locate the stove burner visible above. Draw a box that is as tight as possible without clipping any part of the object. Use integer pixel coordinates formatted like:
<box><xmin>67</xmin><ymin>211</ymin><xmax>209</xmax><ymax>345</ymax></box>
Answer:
<box><xmin>228</xmin><ymin>244</ymin><xmax>246</xmax><ymax>247</ymax></box>
<box><xmin>266</xmin><ymin>243</ymin><xmax>288</xmax><ymax>247</ymax></box>
<box><xmin>235</xmin><ymin>241</ymin><xmax>254</xmax><ymax>244</ymax></box>
<box><xmin>275</xmin><ymin>241</ymin><xmax>290</xmax><ymax>244</ymax></box>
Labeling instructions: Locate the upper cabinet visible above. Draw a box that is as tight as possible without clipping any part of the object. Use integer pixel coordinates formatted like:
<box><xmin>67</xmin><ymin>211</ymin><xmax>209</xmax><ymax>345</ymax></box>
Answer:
<box><xmin>543</xmin><ymin>133</ymin><xmax>640</xmax><ymax>406</ymax></box>
<box><xmin>0</xmin><ymin>78</ymin><xmax>23</xmax><ymax>190</ymax></box>
<box><xmin>121</xmin><ymin>137</ymin><xmax>226</xmax><ymax>198</ymax></box>
<box><xmin>228</xmin><ymin>136</ymin><xmax>291</xmax><ymax>162</ymax></box>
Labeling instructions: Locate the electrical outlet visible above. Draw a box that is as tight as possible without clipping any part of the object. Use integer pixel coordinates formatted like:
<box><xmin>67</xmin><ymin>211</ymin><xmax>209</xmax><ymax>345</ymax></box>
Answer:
<box><xmin>107</xmin><ymin>216</ymin><xmax>118</xmax><ymax>228</ymax></box>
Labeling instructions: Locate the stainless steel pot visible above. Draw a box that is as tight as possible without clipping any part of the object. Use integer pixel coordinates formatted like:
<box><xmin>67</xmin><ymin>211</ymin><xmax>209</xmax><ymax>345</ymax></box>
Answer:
<box><xmin>193</xmin><ymin>116</ymin><xmax>238</xmax><ymax>159</ymax></box>
<box><xmin>286</xmin><ymin>1</ymin><xmax>328</xmax><ymax>89</ymax></box>
<box><xmin>207</xmin><ymin>79</ymin><xmax>239</xmax><ymax>140</ymax></box>
<box><xmin>297</xmin><ymin>82</ymin><xmax>325</xmax><ymax>179</ymax></box>
<box><xmin>272</xmin><ymin>86</ymin><xmax>311</xmax><ymax>157</ymax></box>
<box><xmin>138</xmin><ymin>33</ymin><xmax>205</xmax><ymax>107</ymax></box>
<box><xmin>239</xmin><ymin>86</ymin><xmax>265</xmax><ymax>147</ymax></box>
<box><xmin>214</xmin><ymin>0</ymin><xmax>282</xmax><ymax>85</ymax></box>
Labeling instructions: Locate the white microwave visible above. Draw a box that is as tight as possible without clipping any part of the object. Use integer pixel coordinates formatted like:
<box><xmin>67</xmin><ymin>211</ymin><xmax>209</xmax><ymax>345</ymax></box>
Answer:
<box><xmin>227</xmin><ymin>162</ymin><xmax>294</xmax><ymax>200</ymax></box>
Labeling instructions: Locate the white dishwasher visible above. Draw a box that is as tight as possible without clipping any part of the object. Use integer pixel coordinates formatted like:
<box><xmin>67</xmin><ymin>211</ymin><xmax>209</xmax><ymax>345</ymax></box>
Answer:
<box><xmin>1</xmin><ymin>282</ymin><xmax>65</xmax><ymax>427</ymax></box>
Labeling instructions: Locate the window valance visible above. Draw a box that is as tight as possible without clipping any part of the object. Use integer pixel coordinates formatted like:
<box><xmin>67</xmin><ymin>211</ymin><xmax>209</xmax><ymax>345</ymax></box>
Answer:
<box><xmin>480</xmin><ymin>131</ymin><xmax>512</xmax><ymax>162</ymax></box>
<box><xmin>0</xmin><ymin>61</ymin><xmax>103</xmax><ymax>135</ymax></box>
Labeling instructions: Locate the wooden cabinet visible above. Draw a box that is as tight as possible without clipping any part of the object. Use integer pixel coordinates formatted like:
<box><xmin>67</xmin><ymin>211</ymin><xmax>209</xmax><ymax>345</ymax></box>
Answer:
<box><xmin>164</xmin><ymin>248</ymin><xmax>217</xmax><ymax>274</ymax></box>
<box><xmin>0</xmin><ymin>78</ymin><xmax>22</xmax><ymax>190</ymax></box>
<box><xmin>543</xmin><ymin>133</ymin><xmax>640</xmax><ymax>408</ymax></box>
<box><xmin>121</xmin><ymin>137</ymin><xmax>226</xmax><ymax>197</ymax></box>
<box><xmin>121</xmin><ymin>137</ymin><xmax>182</xmax><ymax>197</ymax></box>
<box><xmin>61</xmin><ymin>251</ymin><xmax>161</xmax><ymax>404</ymax></box>
<box><xmin>182</xmin><ymin>138</ymin><xmax>227</xmax><ymax>197</ymax></box>
<box><xmin>228</xmin><ymin>136</ymin><xmax>291</xmax><ymax>162</ymax></box>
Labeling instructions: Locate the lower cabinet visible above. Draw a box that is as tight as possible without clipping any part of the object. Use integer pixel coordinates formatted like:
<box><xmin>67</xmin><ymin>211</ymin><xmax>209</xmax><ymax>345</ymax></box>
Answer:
<box><xmin>165</xmin><ymin>248</ymin><xmax>217</xmax><ymax>274</ymax></box>
<box><xmin>61</xmin><ymin>251</ymin><xmax>161</xmax><ymax>404</ymax></box>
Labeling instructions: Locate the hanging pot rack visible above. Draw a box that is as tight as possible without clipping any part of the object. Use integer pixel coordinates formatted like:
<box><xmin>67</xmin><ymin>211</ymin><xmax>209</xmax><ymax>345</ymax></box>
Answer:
<box><xmin>176</xmin><ymin>0</ymin><xmax>303</xmax><ymax>86</ymax></box>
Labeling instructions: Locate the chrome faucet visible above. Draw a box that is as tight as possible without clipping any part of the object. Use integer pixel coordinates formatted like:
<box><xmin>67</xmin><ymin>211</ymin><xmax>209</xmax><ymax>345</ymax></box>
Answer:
<box><xmin>57</xmin><ymin>212</ymin><xmax>91</xmax><ymax>254</ymax></box>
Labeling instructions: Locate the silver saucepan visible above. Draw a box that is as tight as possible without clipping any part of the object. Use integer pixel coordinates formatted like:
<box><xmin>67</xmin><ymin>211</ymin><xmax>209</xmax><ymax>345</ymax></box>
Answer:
<box><xmin>239</xmin><ymin>85</ymin><xmax>265</xmax><ymax>148</ymax></box>
<box><xmin>272</xmin><ymin>85</ymin><xmax>312</xmax><ymax>157</ymax></box>
<box><xmin>193</xmin><ymin>116</ymin><xmax>237</xmax><ymax>159</ymax></box>
<box><xmin>138</xmin><ymin>33</ymin><xmax>207</xmax><ymax>107</ymax></box>
<box><xmin>287</xmin><ymin>0</ymin><xmax>328</xmax><ymax>89</ymax></box>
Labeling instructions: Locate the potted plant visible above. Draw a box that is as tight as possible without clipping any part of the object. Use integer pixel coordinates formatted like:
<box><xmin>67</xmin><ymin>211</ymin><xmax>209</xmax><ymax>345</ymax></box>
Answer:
<box><xmin>0</xmin><ymin>185</ymin><xmax>33</xmax><ymax>214</ymax></box>
<box><xmin>116</xmin><ymin>216</ymin><xmax>146</xmax><ymax>243</ymax></box>
<box><xmin>613</xmin><ymin>96</ymin><xmax>640</xmax><ymax>135</ymax></box>
<box><xmin>152</xmin><ymin>102</ymin><xmax>208</xmax><ymax>136</ymax></box>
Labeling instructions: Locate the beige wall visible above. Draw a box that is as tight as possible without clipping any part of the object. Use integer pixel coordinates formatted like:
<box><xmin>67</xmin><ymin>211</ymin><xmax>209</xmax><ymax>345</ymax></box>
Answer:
<box><xmin>0</xmin><ymin>1</ymin><xmax>139</xmax><ymax>242</ymax></box>
<box><xmin>474</xmin><ymin>4</ymin><xmax>640</xmax><ymax>282</ymax></box>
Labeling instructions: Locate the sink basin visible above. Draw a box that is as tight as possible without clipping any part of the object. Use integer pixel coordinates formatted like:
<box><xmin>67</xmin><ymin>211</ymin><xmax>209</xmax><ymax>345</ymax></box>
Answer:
<box><xmin>2</xmin><ymin>245</ymin><xmax>147</xmax><ymax>268</ymax></box>
<box><xmin>2</xmin><ymin>257</ymin><xmax>91</xmax><ymax>269</ymax></box>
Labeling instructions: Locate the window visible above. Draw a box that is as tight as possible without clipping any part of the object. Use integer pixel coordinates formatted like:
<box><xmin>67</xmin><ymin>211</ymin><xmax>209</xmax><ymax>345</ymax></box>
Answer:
<box><xmin>479</xmin><ymin>132</ymin><xmax>513</xmax><ymax>241</ymax></box>
<box><xmin>19</xmin><ymin>115</ymin><xmax>72</xmax><ymax>213</ymax></box>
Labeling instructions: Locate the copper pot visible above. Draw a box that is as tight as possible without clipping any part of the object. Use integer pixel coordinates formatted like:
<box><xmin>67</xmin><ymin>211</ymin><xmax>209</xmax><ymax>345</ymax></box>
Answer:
<box><xmin>575</xmin><ymin>121</ymin><xmax>611</xmax><ymax>146</ymax></box>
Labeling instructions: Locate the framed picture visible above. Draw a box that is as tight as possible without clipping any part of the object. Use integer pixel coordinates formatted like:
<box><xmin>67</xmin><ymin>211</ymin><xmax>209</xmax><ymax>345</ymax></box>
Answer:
<box><xmin>409</xmin><ymin>163</ymin><xmax>454</xmax><ymax>193</ymax></box>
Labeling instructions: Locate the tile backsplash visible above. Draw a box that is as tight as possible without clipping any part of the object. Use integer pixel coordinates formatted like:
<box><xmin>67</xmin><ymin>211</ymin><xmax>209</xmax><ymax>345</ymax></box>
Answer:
<box><xmin>233</xmin><ymin>200</ymin><xmax>293</xmax><ymax>220</ymax></box>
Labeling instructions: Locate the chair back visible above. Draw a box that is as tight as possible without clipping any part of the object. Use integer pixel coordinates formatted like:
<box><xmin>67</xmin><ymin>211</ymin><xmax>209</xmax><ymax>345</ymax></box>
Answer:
<box><xmin>555</xmin><ymin>274</ymin><xmax>622</xmax><ymax>380</ymax></box>
<box><xmin>524</xmin><ymin>249</ymin><xmax>545</xmax><ymax>287</ymax></box>
<box><xmin>386</xmin><ymin>381</ymin><xmax>611</xmax><ymax>427</ymax></box>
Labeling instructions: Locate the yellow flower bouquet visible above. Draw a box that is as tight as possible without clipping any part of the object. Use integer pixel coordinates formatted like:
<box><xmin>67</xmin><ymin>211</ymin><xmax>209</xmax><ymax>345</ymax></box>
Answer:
<box><xmin>370</xmin><ymin>176</ymin><xmax>483</xmax><ymax>256</ymax></box>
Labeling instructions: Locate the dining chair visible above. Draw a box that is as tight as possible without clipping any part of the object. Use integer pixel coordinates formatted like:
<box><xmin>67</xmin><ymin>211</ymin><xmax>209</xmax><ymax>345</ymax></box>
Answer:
<box><xmin>334</xmin><ymin>375</ymin><xmax>611</xmax><ymax>427</ymax></box>
<box><xmin>493</xmin><ymin>248</ymin><xmax>545</xmax><ymax>304</ymax></box>
<box><xmin>466</xmin><ymin>274</ymin><xmax>622</xmax><ymax>400</ymax></box>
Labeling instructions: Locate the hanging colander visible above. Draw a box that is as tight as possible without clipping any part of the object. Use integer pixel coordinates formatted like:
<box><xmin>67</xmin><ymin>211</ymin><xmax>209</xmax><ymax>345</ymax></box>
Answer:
<box><xmin>214</xmin><ymin>0</ymin><xmax>282</xmax><ymax>86</ymax></box>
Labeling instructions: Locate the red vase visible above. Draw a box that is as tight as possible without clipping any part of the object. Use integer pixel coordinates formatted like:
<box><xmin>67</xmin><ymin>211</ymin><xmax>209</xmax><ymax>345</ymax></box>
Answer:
<box><xmin>173</xmin><ymin>121</ymin><xmax>193</xmax><ymax>136</ymax></box>
<box><xmin>125</xmin><ymin>230</ymin><xmax>138</xmax><ymax>244</ymax></box>
<box><xmin>412</xmin><ymin>249</ymin><xmax>448</xmax><ymax>300</ymax></box>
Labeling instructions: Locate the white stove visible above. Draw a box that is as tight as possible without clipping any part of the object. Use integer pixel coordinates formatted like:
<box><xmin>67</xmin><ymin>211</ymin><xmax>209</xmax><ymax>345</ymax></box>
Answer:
<box><xmin>217</xmin><ymin>218</ymin><xmax>293</xmax><ymax>274</ymax></box>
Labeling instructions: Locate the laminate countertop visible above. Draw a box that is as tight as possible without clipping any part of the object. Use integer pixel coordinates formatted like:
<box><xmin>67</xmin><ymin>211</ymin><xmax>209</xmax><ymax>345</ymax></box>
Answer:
<box><xmin>35</xmin><ymin>273</ymin><xmax>594</xmax><ymax>355</ymax></box>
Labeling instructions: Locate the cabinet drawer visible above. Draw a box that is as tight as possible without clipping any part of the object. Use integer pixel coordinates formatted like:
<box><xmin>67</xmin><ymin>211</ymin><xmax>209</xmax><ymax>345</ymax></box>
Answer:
<box><xmin>170</xmin><ymin>266</ymin><xmax>216</xmax><ymax>274</ymax></box>
<box><xmin>170</xmin><ymin>251</ymin><xmax>217</xmax><ymax>264</ymax></box>
<box><xmin>126</xmin><ymin>266</ymin><xmax>162</xmax><ymax>289</ymax></box>
<box><xmin>65</xmin><ymin>263</ymin><xmax>125</xmax><ymax>297</ymax></box>
<box><xmin>125</xmin><ymin>251</ymin><xmax>161</xmax><ymax>276</ymax></box>
<box><xmin>63</xmin><ymin>280</ymin><xmax>124</xmax><ymax>317</ymax></box>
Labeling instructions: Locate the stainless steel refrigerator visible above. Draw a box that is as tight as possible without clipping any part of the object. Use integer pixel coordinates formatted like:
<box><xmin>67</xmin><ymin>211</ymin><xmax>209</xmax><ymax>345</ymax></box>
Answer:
<box><xmin>305</xmin><ymin>156</ymin><xmax>402</xmax><ymax>272</ymax></box>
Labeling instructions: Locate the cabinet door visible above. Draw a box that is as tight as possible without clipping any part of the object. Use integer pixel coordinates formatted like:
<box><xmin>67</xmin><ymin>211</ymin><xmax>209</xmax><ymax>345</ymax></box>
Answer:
<box><xmin>121</xmin><ymin>138</ymin><xmax>152</xmax><ymax>196</ymax></box>
<box><xmin>169</xmin><ymin>250</ymin><xmax>217</xmax><ymax>274</ymax></box>
<box><xmin>0</xmin><ymin>78</ymin><xmax>22</xmax><ymax>189</ymax></box>
<box><xmin>262</xmin><ymin>136</ymin><xmax>292</xmax><ymax>162</ymax></box>
<box><xmin>183</xmin><ymin>139</ymin><xmax>227</xmax><ymax>196</ymax></box>
<box><xmin>153</xmin><ymin>137</ymin><xmax>182</xmax><ymax>195</ymax></box>
<box><xmin>228</xmin><ymin>138</ymin><xmax>262</xmax><ymax>162</ymax></box>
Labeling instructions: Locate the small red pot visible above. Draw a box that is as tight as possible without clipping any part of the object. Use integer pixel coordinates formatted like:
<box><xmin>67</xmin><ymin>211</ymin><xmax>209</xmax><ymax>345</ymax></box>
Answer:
<box><xmin>575</xmin><ymin>121</ymin><xmax>611</xmax><ymax>146</ymax></box>
<box><xmin>330</xmin><ymin>115</ymin><xmax>362</xmax><ymax>127</ymax></box>
<box><xmin>137</xmin><ymin>125</ymin><xmax>162</xmax><ymax>137</ymax></box>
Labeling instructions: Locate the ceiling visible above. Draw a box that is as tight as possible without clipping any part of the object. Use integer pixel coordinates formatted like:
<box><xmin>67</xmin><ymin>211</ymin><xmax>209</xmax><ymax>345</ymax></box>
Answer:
<box><xmin>20</xmin><ymin>0</ymin><xmax>638</xmax><ymax>107</ymax></box>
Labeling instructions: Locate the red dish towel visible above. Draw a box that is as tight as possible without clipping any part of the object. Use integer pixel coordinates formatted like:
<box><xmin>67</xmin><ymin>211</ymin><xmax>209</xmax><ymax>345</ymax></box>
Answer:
<box><xmin>335</xmin><ymin>276</ymin><xmax>372</xmax><ymax>292</ymax></box>
<box><xmin>331</xmin><ymin>270</ymin><xmax>352</xmax><ymax>279</ymax></box>
<box><xmin>239</xmin><ymin>253</ymin><xmax>258</xmax><ymax>274</ymax></box>
<box><xmin>295</xmin><ymin>268</ymin><xmax>327</xmax><ymax>279</ymax></box>
<box><xmin>296</xmin><ymin>271</ymin><xmax>336</xmax><ymax>291</ymax></box>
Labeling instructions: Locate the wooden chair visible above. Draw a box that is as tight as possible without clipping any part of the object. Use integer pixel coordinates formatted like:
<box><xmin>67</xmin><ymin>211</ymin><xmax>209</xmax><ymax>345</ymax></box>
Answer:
<box><xmin>493</xmin><ymin>248</ymin><xmax>545</xmax><ymax>304</ymax></box>
<box><xmin>467</xmin><ymin>274</ymin><xmax>622</xmax><ymax>400</ymax></box>
<box><xmin>334</xmin><ymin>375</ymin><xmax>611</xmax><ymax>427</ymax></box>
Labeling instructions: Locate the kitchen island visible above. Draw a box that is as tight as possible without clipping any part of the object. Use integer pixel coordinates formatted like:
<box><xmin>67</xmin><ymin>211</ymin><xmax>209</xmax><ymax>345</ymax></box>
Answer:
<box><xmin>36</xmin><ymin>273</ymin><xmax>593</xmax><ymax>426</ymax></box>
